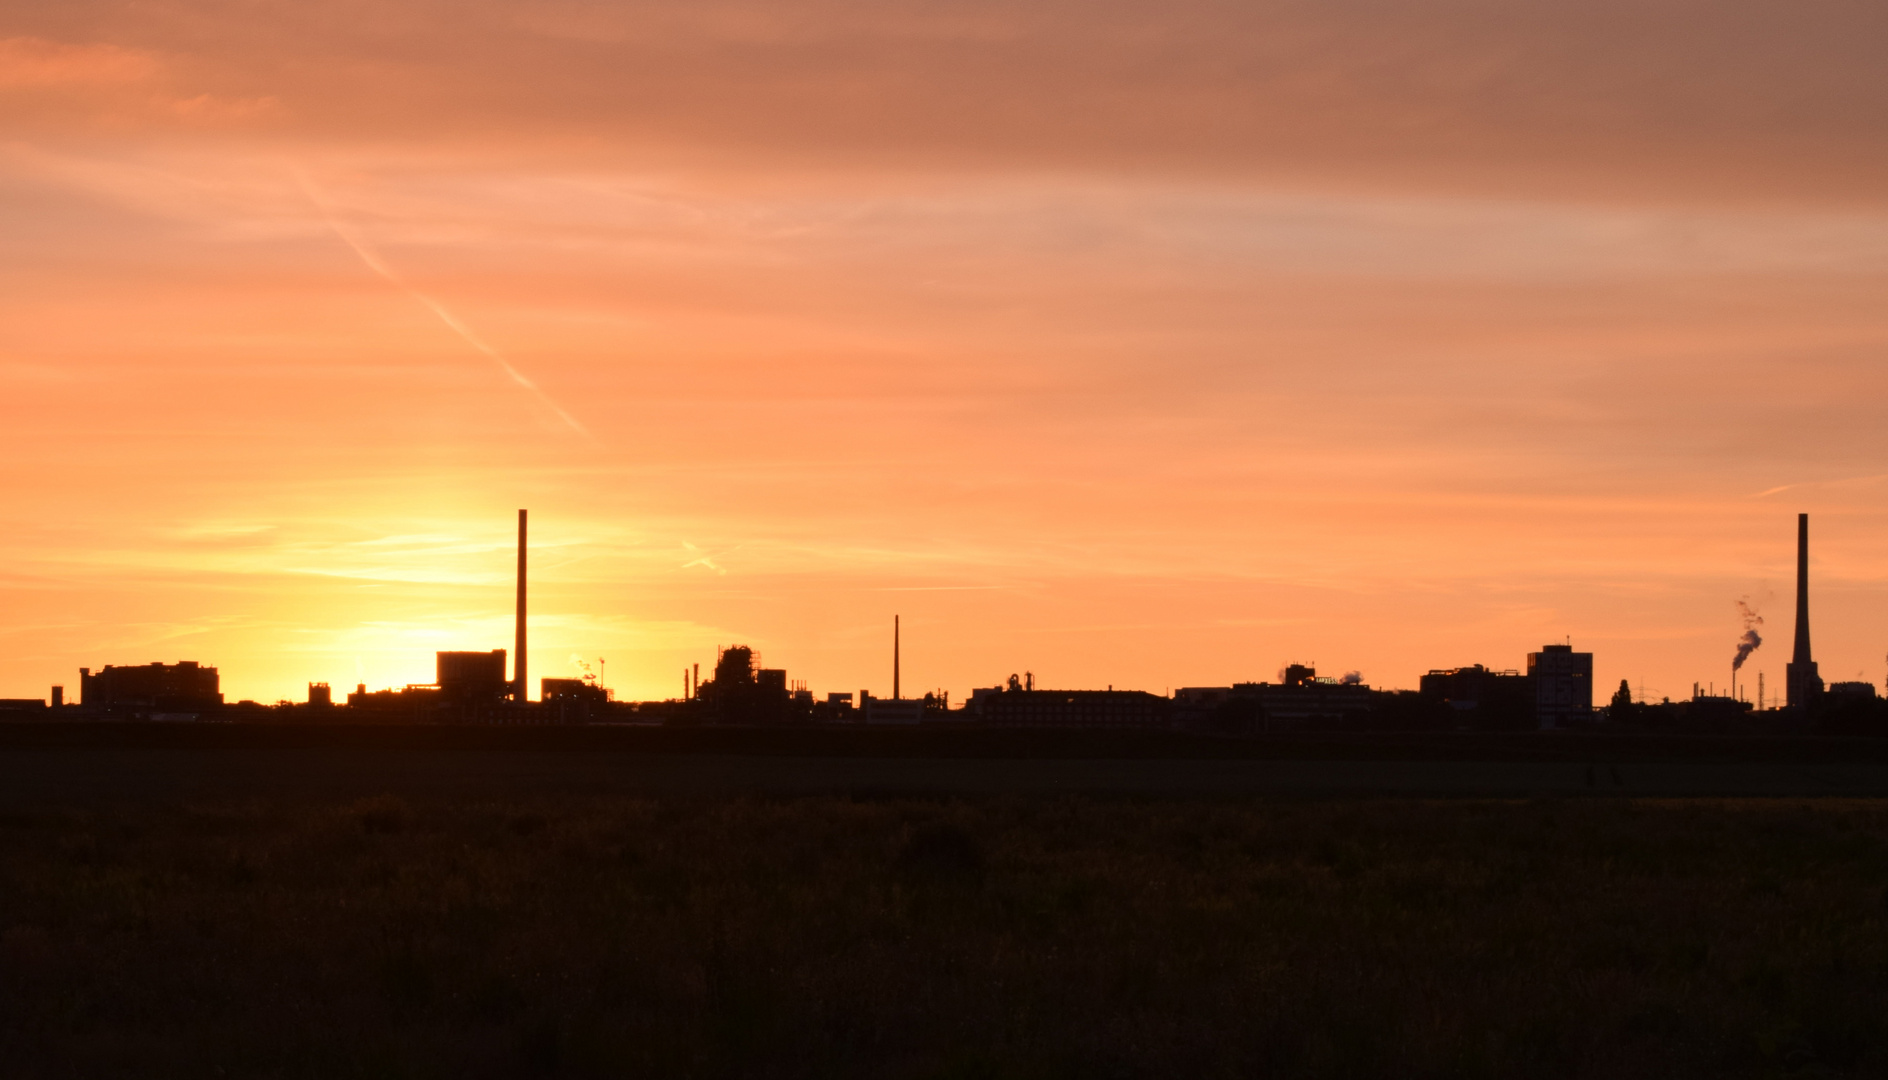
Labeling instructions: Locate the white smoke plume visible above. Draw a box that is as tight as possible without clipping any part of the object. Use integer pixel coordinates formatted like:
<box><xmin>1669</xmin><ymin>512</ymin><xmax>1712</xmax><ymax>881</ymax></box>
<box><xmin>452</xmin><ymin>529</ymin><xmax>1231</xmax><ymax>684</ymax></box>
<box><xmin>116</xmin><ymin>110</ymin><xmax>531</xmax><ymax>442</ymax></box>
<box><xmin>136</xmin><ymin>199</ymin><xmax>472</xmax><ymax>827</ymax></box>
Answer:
<box><xmin>290</xmin><ymin>166</ymin><xmax>593</xmax><ymax>440</ymax></box>
<box><xmin>1339</xmin><ymin>671</ymin><xmax>1363</xmax><ymax>685</ymax></box>
<box><xmin>1732</xmin><ymin>598</ymin><xmax>1764</xmax><ymax>672</ymax></box>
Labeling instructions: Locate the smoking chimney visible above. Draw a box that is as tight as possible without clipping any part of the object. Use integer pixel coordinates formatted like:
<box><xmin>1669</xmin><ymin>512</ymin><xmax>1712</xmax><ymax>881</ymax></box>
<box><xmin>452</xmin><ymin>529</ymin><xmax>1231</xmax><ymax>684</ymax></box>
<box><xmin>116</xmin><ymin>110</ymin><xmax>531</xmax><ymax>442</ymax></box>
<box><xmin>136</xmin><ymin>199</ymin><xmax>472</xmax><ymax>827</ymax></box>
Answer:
<box><xmin>1786</xmin><ymin>512</ymin><xmax>1822</xmax><ymax>708</ymax></box>
<box><xmin>514</xmin><ymin>509</ymin><xmax>528</xmax><ymax>702</ymax></box>
<box><xmin>893</xmin><ymin>615</ymin><xmax>901</xmax><ymax>701</ymax></box>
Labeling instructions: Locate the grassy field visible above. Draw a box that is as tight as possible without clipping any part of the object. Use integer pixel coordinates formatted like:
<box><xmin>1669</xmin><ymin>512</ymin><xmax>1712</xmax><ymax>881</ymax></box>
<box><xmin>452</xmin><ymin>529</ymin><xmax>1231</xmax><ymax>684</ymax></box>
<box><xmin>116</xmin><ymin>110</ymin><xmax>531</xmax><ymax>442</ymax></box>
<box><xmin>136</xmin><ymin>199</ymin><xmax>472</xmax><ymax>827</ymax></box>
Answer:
<box><xmin>3</xmin><ymin>795</ymin><xmax>1886</xmax><ymax>1078</ymax></box>
<box><xmin>6</xmin><ymin>722</ymin><xmax>1888</xmax><ymax>761</ymax></box>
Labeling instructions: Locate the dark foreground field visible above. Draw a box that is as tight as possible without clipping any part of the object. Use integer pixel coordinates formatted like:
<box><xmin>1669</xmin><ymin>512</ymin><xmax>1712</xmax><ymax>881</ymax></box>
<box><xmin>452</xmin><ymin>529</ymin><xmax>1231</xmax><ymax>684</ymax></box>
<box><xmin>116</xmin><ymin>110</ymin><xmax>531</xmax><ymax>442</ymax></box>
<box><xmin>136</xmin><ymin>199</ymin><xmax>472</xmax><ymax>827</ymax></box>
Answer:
<box><xmin>4</xmin><ymin>794</ymin><xmax>1887</xmax><ymax>1078</ymax></box>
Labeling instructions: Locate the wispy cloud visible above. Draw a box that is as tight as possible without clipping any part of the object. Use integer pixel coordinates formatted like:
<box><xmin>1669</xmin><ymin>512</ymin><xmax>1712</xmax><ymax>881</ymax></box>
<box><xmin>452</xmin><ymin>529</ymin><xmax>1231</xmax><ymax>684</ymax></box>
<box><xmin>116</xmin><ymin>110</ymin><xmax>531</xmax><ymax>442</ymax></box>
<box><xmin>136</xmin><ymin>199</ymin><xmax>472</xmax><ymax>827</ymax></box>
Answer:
<box><xmin>1750</xmin><ymin>473</ymin><xmax>1888</xmax><ymax>499</ymax></box>
<box><xmin>290</xmin><ymin>165</ymin><xmax>594</xmax><ymax>441</ymax></box>
<box><xmin>680</xmin><ymin>541</ymin><xmax>732</xmax><ymax>575</ymax></box>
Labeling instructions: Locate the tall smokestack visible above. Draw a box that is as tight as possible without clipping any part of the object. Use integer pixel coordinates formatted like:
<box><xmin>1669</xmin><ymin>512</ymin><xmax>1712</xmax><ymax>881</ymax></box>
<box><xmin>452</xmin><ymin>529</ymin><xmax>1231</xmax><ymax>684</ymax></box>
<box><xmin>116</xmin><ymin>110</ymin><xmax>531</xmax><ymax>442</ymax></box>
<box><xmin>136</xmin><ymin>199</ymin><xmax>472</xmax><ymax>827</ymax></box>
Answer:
<box><xmin>893</xmin><ymin>615</ymin><xmax>901</xmax><ymax>701</ymax></box>
<box><xmin>1793</xmin><ymin>513</ymin><xmax>1811</xmax><ymax>665</ymax></box>
<box><xmin>515</xmin><ymin>509</ymin><xmax>528</xmax><ymax>702</ymax></box>
<box><xmin>1786</xmin><ymin>512</ymin><xmax>1821</xmax><ymax>708</ymax></box>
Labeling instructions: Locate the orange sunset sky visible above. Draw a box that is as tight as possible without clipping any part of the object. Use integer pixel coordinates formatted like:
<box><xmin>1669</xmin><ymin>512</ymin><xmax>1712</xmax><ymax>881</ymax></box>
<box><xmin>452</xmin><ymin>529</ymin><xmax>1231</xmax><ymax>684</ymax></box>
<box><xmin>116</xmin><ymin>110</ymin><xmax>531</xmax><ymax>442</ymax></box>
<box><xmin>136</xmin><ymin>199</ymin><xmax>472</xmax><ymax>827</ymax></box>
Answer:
<box><xmin>4</xmin><ymin>1</ymin><xmax>1888</xmax><ymax>705</ymax></box>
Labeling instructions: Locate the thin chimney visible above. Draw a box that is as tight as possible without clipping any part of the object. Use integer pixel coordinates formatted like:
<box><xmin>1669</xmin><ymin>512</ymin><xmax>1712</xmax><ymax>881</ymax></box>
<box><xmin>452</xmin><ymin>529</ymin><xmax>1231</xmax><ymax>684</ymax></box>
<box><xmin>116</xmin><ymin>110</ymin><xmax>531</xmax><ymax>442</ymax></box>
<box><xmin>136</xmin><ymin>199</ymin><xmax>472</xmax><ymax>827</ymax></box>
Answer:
<box><xmin>893</xmin><ymin>615</ymin><xmax>901</xmax><ymax>701</ymax></box>
<box><xmin>1786</xmin><ymin>512</ymin><xmax>1821</xmax><ymax>707</ymax></box>
<box><xmin>515</xmin><ymin>509</ymin><xmax>528</xmax><ymax>702</ymax></box>
<box><xmin>1792</xmin><ymin>512</ymin><xmax>1811</xmax><ymax>666</ymax></box>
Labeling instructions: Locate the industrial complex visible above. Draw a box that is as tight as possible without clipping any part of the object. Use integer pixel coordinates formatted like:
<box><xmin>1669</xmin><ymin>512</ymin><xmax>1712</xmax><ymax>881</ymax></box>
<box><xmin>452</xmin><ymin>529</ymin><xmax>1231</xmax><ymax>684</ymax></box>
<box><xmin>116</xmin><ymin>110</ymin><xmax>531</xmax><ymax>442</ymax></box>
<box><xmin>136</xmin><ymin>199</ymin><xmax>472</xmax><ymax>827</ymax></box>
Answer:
<box><xmin>3</xmin><ymin>512</ymin><xmax>1881</xmax><ymax>734</ymax></box>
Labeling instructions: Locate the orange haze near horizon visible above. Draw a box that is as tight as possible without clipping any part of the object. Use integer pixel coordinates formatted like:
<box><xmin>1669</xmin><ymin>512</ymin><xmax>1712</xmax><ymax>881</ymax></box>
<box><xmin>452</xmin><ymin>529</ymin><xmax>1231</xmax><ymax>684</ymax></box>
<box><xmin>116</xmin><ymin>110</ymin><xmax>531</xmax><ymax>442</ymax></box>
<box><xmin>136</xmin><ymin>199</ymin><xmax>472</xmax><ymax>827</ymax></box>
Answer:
<box><xmin>4</xmin><ymin>1</ymin><xmax>1888</xmax><ymax>705</ymax></box>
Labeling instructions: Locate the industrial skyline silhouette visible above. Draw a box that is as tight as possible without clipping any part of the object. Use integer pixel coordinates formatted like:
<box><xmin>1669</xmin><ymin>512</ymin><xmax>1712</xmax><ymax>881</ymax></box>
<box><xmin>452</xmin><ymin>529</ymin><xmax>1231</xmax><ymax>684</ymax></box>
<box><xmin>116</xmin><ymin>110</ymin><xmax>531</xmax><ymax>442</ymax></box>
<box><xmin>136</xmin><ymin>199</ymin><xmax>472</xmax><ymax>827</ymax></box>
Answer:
<box><xmin>9</xmin><ymin>511</ymin><xmax>1880</xmax><ymax>737</ymax></box>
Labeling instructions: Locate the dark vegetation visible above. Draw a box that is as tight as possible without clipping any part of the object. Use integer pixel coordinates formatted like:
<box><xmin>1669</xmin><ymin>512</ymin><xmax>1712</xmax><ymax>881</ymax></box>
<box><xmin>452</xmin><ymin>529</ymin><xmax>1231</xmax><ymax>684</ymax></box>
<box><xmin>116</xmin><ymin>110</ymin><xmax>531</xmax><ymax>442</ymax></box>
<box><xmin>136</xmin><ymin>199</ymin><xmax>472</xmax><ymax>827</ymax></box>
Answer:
<box><xmin>4</xmin><ymin>795</ymin><xmax>1887</xmax><ymax>1078</ymax></box>
<box><xmin>7</xmin><ymin>722</ymin><xmax>1888</xmax><ymax>761</ymax></box>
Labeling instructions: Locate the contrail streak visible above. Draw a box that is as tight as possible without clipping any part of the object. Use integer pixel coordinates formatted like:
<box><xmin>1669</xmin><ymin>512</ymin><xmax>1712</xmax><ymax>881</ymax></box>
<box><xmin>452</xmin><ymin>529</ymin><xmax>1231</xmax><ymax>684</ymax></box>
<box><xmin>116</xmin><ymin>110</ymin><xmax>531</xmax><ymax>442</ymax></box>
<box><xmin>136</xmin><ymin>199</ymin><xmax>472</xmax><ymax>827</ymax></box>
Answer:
<box><xmin>1751</xmin><ymin>472</ymin><xmax>1888</xmax><ymax>498</ymax></box>
<box><xmin>290</xmin><ymin>167</ymin><xmax>592</xmax><ymax>440</ymax></box>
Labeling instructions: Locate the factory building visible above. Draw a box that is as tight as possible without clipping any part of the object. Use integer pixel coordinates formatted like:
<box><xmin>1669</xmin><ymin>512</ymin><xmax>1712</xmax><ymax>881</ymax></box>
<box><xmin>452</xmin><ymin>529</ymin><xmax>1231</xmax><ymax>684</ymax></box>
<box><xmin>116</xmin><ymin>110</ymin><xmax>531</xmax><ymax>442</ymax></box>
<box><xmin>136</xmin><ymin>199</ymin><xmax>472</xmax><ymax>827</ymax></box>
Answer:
<box><xmin>0</xmin><ymin>696</ymin><xmax>51</xmax><ymax>719</ymax></box>
<box><xmin>1244</xmin><ymin>665</ymin><xmax>1373</xmax><ymax>729</ymax></box>
<box><xmin>437</xmin><ymin>650</ymin><xmax>510</xmax><ymax>702</ymax></box>
<box><xmin>1527</xmin><ymin>644</ymin><xmax>1594</xmax><ymax>729</ymax></box>
<box><xmin>1169</xmin><ymin>666</ymin><xmax>1372</xmax><ymax>732</ymax></box>
<box><xmin>861</xmin><ymin>693</ymin><xmax>925</xmax><ymax>724</ymax></box>
<box><xmin>343</xmin><ymin>650</ymin><xmax>519</xmax><ymax>721</ymax></box>
<box><xmin>79</xmin><ymin>661</ymin><xmax>223</xmax><ymax>717</ymax></box>
<box><xmin>967</xmin><ymin>684</ymin><xmax>1167</xmax><ymax>728</ymax></box>
<box><xmin>1423</xmin><ymin>645</ymin><xmax>1595</xmax><ymax>729</ymax></box>
<box><xmin>1420</xmin><ymin>665</ymin><xmax>1534</xmax><ymax>728</ymax></box>
<box><xmin>694</xmin><ymin>645</ymin><xmax>794</xmax><ymax>723</ymax></box>
<box><xmin>540</xmin><ymin>677</ymin><xmax>613</xmax><ymax>722</ymax></box>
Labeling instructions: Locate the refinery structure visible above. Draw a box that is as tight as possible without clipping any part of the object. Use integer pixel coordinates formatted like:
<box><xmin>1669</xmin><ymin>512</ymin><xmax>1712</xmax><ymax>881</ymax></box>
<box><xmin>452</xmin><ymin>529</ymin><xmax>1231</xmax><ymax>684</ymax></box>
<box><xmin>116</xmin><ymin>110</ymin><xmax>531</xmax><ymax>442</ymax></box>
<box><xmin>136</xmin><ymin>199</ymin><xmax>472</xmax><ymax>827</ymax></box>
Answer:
<box><xmin>3</xmin><ymin>512</ymin><xmax>1882</xmax><ymax>734</ymax></box>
